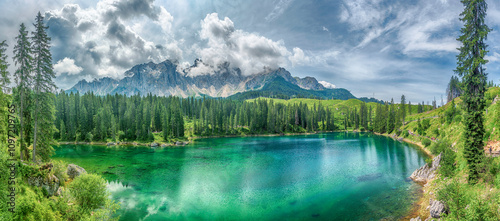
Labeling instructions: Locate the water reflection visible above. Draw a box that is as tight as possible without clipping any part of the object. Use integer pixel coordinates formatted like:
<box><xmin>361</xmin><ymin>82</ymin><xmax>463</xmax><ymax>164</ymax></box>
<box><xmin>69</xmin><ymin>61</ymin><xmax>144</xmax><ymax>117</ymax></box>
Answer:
<box><xmin>54</xmin><ymin>133</ymin><xmax>428</xmax><ymax>221</ymax></box>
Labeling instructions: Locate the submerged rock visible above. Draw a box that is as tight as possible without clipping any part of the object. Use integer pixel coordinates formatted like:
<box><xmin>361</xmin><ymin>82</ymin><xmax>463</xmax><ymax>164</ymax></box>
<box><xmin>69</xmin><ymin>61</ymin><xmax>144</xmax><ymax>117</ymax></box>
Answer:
<box><xmin>357</xmin><ymin>173</ymin><xmax>383</xmax><ymax>182</ymax></box>
<box><xmin>175</xmin><ymin>141</ymin><xmax>187</xmax><ymax>146</ymax></box>
<box><xmin>410</xmin><ymin>153</ymin><xmax>441</xmax><ymax>184</ymax></box>
<box><xmin>67</xmin><ymin>164</ymin><xmax>87</xmax><ymax>179</ymax></box>
<box><xmin>429</xmin><ymin>198</ymin><xmax>447</xmax><ymax>218</ymax></box>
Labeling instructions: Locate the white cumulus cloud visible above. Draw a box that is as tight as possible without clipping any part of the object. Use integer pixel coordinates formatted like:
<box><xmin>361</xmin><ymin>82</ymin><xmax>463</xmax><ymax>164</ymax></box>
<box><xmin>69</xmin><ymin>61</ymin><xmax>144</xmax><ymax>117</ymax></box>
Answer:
<box><xmin>319</xmin><ymin>80</ymin><xmax>336</xmax><ymax>89</ymax></box>
<box><xmin>54</xmin><ymin>57</ymin><xmax>83</xmax><ymax>76</ymax></box>
<box><xmin>196</xmin><ymin>13</ymin><xmax>292</xmax><ymax>76</ymax></box>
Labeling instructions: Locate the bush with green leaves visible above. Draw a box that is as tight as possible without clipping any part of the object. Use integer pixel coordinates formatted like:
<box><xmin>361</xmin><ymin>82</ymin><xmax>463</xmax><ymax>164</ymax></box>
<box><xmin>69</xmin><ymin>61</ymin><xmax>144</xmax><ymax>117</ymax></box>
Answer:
<box><xmin>14</xmin><ymin>187</ymin><xmax>58</xmax><ymax>221</ymax></box>
<box><xmin>69</xmin><ymin>173</ymin><xmax>108</xmax><ymax>212</ymax></box>
<box><xmin>429</xmin><ymin>139</ymin><xmax>449</xmax><ymax>155</ymax></box>
<box><xmin>402</xmin><ymin>130</ymin><xmax>409</xmax><ymax>138</ymax></box>
<box><xmin>422</xmin><ymin>138</ymin><xmax>432</xmax><ymax>147</ymax></box>
<box><xmin>439</xmin><ymin>146</ymin><xmax>456</xmax><ymax>178</ymax></box>
<box><xmin>433</xmin><ymin>128</ymin><xmax>440</xmax><ymax>137</ymax></box>
<box><xmin>52</xmin><ymin>160</ymin><xmax>68</xmax><ymax>186</ymax></box>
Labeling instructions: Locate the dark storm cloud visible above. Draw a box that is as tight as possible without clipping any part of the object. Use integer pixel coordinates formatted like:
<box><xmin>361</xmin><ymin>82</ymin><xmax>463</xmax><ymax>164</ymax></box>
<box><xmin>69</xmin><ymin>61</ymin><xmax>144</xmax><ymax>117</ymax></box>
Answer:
<box><xmin>106</xmin><ymin>19</ymin><xmax>135</xmax><ymax>45</ymax></box>
<box><xmin>77</xmin><ymin>21</ymin><xmax>94</xmax><ymax>32</ymax></box>
<box><xmin>102</xmin><ymin>0</ymin><xmax>162</xmax><ymax>24</ymax></box>
<box><xmin>113</xmin><ymin>0</ymin><xmax>160</xmax><ymax>20</ymax></box>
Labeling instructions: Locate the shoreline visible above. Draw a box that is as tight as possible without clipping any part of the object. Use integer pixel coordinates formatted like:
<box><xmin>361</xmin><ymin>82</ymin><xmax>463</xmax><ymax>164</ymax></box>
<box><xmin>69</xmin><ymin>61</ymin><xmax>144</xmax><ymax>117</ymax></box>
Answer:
<box><xmin>56</xmin><ymin>131</ymin><xmax>334</xmax><ymax>147</ymax></box>
<box><xmin>375</xmin><ymin>132</ymin><xmax>435</xmax><ymax>220</ymax></box>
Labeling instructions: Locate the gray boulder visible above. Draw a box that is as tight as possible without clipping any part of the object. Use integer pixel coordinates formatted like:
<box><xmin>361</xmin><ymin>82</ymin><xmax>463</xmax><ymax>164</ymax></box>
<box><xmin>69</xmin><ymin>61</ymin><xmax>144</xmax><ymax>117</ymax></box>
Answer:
<box><xmin>27</xmin><ymin>174</ymin><xmax>60</xmax><ymax>196</ymax></box>
<box><xmin>410</xmin><ymin>217</ymin><xmax>422</xmax><ymax>221</ymax></box>
<box><xmin>67</xmin><ymin>164</ymin><xmax>87</xmax><ymax>179</ymax></box>
<box><xmin>150</xmin><ymin>142</ymin><xmax>159</xmax><ymax>147</ymax></box>
<box><xmin>429</xmin><ymin>198</ymin><xmax>447</xmax><ymax>218</ymax></box>
<box><xmin>410</xmin><ymin>153</ymin><xmax>442</xmax><ymax>183</ymax></box>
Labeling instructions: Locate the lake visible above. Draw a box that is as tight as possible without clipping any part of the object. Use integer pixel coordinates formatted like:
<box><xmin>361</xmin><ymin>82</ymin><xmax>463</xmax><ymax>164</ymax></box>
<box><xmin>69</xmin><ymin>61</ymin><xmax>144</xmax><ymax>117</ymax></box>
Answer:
<box><xmin>53</xmin><ymin>132</ymin><xmax>428</xmax><ymax>220</ymax></box>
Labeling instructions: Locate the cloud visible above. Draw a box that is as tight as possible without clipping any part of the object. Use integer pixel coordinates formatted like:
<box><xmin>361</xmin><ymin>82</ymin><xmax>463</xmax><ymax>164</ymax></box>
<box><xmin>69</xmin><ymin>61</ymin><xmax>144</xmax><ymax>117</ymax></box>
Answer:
<box><xmin>42</xmin><ymin>0</ymin><xmax>181</xmax><ymax>89</ymax></box>
<box><xmin>322</xmin><ymin>26</ymin><xmax>329</xmax><ymax>32</ymax></box>
<box><xmin>319</xmin><ymin>80</ymin><xmax>335</xmax><ymax>89</ymax></box>
<box><xmin>339</xmin><ymin>0</ymin><xmax>387</xmax><ymax>31</ymax></box>
<box><xmin>485</xmin><ymin>52</ymin><xmax>500</xmax><ymax>63</ymax></box>
<box><xmin>54</xmin><ymin>57</ymin><xmax>83</xmax><ymax>76</ymax></box>
<box><xmin>339</xmin><ymin>0</ymin><xmax>461</xmax><ymax>55</ymax></box>
<box><xmin>265</xmin><ymin>0</ymin><xmax>294</xmax><ymax>22</ymax></box>
<box><xmin>195</xmin><ymin>13</ymin><xmax>292</xmax><ymax>76</ymax></box>
<box><xmin>290</xmin><ymin>47</ymin><xmax>310</xmax><ymax>67</ymax></box>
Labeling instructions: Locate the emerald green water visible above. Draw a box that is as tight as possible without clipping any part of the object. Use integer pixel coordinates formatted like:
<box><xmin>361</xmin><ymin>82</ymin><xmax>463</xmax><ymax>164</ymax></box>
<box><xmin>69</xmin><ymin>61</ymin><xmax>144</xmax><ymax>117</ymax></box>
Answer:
<box><xmin>53</xmin><ymin>132</ymin><xmax>428</xmax><ymax>220</ymax></box>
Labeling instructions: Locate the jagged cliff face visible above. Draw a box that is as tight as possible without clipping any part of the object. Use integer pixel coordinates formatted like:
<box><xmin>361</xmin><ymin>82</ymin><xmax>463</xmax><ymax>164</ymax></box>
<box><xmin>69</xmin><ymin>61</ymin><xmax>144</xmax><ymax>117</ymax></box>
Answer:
<box><xmin>67</xmin><ymin>60</ymin><xmax>327</xmax><ymax>97</ymax></box>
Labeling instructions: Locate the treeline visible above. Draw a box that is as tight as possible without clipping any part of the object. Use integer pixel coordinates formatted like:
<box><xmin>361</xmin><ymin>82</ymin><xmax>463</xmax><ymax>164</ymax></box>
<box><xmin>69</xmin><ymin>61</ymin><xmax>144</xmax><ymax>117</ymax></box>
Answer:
<box><xmin>55</xmin><ymin>92</ymin><xmax>337</xmax><ymax>142</ymax></box>
<box><xmin>341</xmin><ymin>95</ymin><xmax>433</xmax><ymax>134</ymax></box>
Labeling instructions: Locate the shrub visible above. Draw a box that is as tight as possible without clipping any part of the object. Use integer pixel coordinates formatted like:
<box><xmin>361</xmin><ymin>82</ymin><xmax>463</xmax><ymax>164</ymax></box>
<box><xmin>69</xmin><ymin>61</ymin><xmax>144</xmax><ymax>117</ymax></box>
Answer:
<box><xmin>85</xmin><ymin>132</ymin><xmax>93</xmax><ymax>142</ymax></box>
<box><xmin>69</xmin><ymin>173</ymin><xmax>108</xmax><ymax>212</ymax></box>
<box><xmin>422</xmin><ymin>138</ymin><xmax>432</xmax><ymax>147</ymax></box>
<box><xmin>429</xmin><ymin>139</ymin><xmax>448</xmax><ymax>155</ymax></box>
<box><xmin>52</xmin><ymin>160</ymin><xmax>68</xmax><ymax>186</ymax></box>
<box><xmin>433</xmin><ymin>128</ymin><xmax>440</xmax><ymax>137</ymax></box>
<box><xmin>454</xmin><ymin>115</ymin><xmax>462</xmax><ymax>123</ymax></box>
<box><xmin>440</xmin><ymin>146</ymin><xmax>456</xmax><ymax>177</ymax></box>
<box><xmin>496</xmin><ymin>173</ymin><xmax>500</xmax><ymax>189</ymax></box>
<box><xmin>402</xmin><ymin>130</ymin><xmax>409</xmax><ymax>137</ymax></box>
<box><xmin>425</xmin><ymin>158</ymin><xmax>433</xmax><ymax>167</ymax></box>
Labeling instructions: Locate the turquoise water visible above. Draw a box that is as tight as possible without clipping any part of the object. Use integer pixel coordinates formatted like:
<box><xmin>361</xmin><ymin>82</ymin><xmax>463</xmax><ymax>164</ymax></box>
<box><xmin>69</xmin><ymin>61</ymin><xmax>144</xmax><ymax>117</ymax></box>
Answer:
<box><xmin>53</xmin><ymin>132</ymin><xmax>428</xmax><ymax>220</ymax></box>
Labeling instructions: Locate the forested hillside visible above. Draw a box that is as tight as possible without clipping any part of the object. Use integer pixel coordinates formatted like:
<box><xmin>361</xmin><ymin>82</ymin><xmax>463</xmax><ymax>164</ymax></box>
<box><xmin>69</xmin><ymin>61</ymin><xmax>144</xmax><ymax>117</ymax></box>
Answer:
<box><xmin>387</xmin><ymin>87</ymin><xmax>500</xmax><ymax>220</ymax></box>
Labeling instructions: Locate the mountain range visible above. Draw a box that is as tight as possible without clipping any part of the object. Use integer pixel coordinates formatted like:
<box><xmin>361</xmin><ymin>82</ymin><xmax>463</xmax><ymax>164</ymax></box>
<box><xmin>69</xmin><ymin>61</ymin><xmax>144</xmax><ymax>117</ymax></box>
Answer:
<box><xmin>67</xmin><ymin>59</ymin><xmax>372</xmax><ymax>101</ymax></box>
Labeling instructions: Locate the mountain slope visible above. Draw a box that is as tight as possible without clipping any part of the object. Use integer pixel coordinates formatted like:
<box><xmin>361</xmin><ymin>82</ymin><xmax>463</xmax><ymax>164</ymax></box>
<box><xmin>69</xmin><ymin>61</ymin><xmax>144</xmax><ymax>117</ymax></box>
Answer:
<box><xmin>228</xmin><ymin>76</ymin><xmax>355</xmax><ymax>100</ymax></box>
<box><xmin>67</xmin><ymin>59</ymin><xmax>351</xmax><ymax>100</ymax></box>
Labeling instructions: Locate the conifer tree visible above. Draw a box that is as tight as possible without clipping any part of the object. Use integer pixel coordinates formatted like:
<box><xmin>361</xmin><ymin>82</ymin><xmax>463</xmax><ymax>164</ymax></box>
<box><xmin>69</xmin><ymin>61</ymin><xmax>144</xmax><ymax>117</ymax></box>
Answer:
<box><xmin>0</xmin><ymin>40</ymin><xmax>9</xmax><ymax>145</ymax></box>
<box><xmin>400</xmin><ymin>95</ymin><xmax>406</xmax><ymax>125</ymax></box>
<box><xmin>13</xmin><ymin>23</ymin><xmax>33</xmax><ymax>161</ymax></box>
<box><xmin>31</xmin><ymin>12</ymin><xmax>57</xmax><ymax>162</ymax></box>
<box><xmin>0</xmin><ymin>41</ymin><xmax>9</xmax><ymax>93</ymax></box>
<box><xmin>455</xmin><ymin>0</ymin><xmax>490</xmax><ymax>183</ymax></box>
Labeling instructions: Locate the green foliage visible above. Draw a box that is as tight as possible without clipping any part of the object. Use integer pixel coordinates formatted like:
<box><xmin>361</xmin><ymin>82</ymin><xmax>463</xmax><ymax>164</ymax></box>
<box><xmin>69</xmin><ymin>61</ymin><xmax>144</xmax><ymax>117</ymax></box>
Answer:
<box><xmin>85</xmin><ymin>132</ymin><xmax>93</xmax><ymax>142</ymax></box>
<box><xmin>433</xmin><ymin>128</ymin><xmax>440</xmax><ymax>137</ymax></box>
<box><xmin>440</xmin><ymin>145</ymin><xmax>456</xmax><ymax>178</ymax></box>
<box><xmin>425</xmin><ymin>158</ymin><xmax>433</xmax><ymax>167</ymax></box>
<box><xmin>401</xmin><ymin>130</ymin><xmax>409</xmax><ymax>138</ymax></box>
<box><xmin>455</xmin><ymin>0</ymin><xmax>490</xmax><ymax>184</ymax></box>
<box><xmin>444</xmin><ymin>99</ymin><xmax>457</xmax><ymax>124</ymax></box>
<box><xmin>228</xmin><ymin>76</ymin><xmax>356</xmax><ymax>100</ymax></box>
<box><xmin>0</xmin><ymin>40</ymin><xmax>9</xmax><ymax>92</ymax></box>
<box><xmin>52</xmin><ymin>160</ymin><xmax>68</xmax><ymax>186</ymax></box>
<box><xmin>69</xmin><ymin>173</ymin><xmax>108</xmax><ymax>212</ymax></box>
<box><xmin>13</xmin><ymin>23</ymin><xmax>33</xmax><ymax>161</ymax></box>
<box><xmin>422</xmin><ymin>138</ymin><xmax>432</xmax><ymax>147</ymax></box>
<box><xmin>14</xmin><ymin>187</ymin><xmax>58</xmax><ymax>221</ymax></box>
<box><xmin>437</xmin><ymin>178</ymin><xmax>468</xmax><ymax>220</ymax></box>
<box><xmin>429</xmin><ymin>139</ymin><xmax>448</xmax><ymax>155</ymax></box>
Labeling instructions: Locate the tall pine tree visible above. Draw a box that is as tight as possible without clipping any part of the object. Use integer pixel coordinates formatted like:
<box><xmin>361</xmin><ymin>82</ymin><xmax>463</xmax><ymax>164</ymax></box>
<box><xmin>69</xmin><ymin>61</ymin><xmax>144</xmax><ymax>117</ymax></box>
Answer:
<box><xmin>31</xmin><ymin>12</ymin><xmax>57</xmax><ymax>162</ymax></box>
<box><xmin>455</xmin><ymin>0</ymin><xmax>490</xmax><ymax>183</ymax></box>
<box><xmin>0</xmin><ymin>41</ymin><xmax>9</xmax><ymax>93</ymax></box>
<box><xmin>13</xmin><ymin>23</ymin><xmax>33</xmax><ymax>161</ymax></box>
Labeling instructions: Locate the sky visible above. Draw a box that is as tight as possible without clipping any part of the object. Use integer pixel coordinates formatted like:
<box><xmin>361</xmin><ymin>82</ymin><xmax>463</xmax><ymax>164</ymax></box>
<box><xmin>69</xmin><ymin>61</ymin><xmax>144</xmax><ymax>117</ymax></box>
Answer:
<box><xmin>1</xmin><ymin>0</ymin><xmax>500</xmax><ymax>103</ymax></box>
